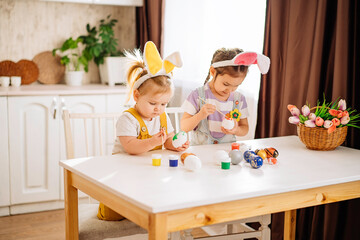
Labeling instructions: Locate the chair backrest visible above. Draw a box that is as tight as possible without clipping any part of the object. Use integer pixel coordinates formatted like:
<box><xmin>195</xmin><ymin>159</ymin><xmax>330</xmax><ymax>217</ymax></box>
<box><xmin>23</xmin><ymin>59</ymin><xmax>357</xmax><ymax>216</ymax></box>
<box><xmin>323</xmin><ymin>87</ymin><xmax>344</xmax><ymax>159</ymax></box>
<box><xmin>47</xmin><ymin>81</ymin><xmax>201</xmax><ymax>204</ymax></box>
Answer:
<box><xmin>63</xmin><ymin>110</ymin><xmax>122</xmax><ymax>159</ymax></box>
<box><xmin>166</xmin><ymin>107</ymin><xmax>184</xmax><ymax>133</ymax></box>
<box><xmin>63</xmin><ymin>107</ymin><xmax>184</xmax><ymax>159</ymax></box>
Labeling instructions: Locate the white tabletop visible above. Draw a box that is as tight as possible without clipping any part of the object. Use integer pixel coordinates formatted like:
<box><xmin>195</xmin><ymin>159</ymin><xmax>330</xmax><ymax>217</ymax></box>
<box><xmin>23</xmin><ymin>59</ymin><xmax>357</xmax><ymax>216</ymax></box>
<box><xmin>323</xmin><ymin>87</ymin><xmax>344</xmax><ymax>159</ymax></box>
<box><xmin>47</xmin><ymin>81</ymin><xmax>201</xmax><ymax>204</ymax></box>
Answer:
<box><xmin>60</xmin><ymin>136</ymin><xmax>360</xmax><ymax>213</ymax></box>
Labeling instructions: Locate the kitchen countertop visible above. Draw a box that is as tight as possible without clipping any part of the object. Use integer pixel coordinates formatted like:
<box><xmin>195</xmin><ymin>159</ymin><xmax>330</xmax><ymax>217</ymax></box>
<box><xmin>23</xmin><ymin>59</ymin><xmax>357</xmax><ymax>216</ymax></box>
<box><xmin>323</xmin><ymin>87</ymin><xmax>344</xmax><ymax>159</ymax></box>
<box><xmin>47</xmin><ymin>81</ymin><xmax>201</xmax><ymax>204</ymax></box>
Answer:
<box><xmin>0</xmin><ymin>83</ymin><xmax>128</xmax><ymax>96</ymax></box>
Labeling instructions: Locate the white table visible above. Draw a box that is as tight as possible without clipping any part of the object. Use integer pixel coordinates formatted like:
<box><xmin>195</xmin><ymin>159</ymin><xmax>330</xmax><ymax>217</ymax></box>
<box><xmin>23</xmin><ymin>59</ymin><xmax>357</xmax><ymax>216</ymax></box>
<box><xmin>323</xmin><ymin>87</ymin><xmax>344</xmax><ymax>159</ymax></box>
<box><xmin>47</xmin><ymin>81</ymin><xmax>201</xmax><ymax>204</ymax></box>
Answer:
<box><xmin>60</xmin><ymin>136</ymin><xmax>360</xmax><ymax>240</ymax></box>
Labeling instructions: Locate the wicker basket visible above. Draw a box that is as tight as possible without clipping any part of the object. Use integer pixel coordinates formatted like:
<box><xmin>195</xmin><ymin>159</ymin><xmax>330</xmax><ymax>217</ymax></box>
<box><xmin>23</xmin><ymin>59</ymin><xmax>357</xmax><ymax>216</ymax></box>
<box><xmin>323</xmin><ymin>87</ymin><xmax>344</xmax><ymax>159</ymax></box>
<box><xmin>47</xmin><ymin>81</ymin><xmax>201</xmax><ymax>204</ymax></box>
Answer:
<box><xmin>297</xmin><ymin>123</ymin><xmax>347</xmax><ymax>151</ymax></box>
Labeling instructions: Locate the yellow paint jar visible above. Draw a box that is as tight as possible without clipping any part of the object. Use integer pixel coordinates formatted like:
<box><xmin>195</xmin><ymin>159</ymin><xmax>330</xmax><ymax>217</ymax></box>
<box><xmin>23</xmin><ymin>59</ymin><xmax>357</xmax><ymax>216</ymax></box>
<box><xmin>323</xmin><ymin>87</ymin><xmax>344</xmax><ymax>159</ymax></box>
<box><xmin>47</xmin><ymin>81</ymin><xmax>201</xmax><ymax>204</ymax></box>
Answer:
<box><xmin>152</xmin><ymin>154</ymin><xmax>162</xmax><ymax>166</ymax></box>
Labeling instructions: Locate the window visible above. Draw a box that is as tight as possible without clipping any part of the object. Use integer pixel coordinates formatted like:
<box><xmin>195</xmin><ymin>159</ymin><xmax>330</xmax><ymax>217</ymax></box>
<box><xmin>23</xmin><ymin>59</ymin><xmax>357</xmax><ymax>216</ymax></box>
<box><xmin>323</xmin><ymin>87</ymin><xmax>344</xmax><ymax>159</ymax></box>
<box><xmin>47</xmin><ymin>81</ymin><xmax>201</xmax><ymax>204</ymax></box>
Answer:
<box><xmin>164</xmin><ymin>0</ymin><xmax>267</xmax><ymax>139</ymax></box>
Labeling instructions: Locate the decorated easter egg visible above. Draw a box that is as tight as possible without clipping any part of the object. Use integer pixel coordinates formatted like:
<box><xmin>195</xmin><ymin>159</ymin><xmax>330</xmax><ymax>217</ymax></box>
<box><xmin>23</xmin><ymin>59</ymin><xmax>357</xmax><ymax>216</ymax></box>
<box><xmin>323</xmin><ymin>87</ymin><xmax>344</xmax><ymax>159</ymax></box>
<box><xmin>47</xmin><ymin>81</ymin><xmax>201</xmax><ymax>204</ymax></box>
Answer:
<box><xmin>243</xmin><ymin>150</ymin><xmax>256</xmax><ymax>163</ymax></box>
<box><xmin>214</xmin><ymin>150</ymin><xmax>229</xmax><ymax>165</ymax></box>
<box><xmin>181</xmin><ymin>152</ymin><xmax>195</xmax><ymax>164</ymax></box>
<box><xmin>221</xmin><ymin>117</ymin><xmax>235</xmax><ymax>130</ymax></box>
<box><xmin>250</xmin><ymin>155</ymin><xmax>263</xmax><ymax>169</ymax></box>
<box><xmin>229</xmin><ymin>150</ymin><xmax>243</xmax><ymax>165</ymax></box>
<box><xmin>172</xmin><ymin>131</ymin><xmax>188</xmax><ymax>148</ymax></box>
<box><xmin>264</xmin><ymin>147</ymin><xmax>279</xmax><ymax>158</ymax></box>
<box><xmin>184</xmin><ymin>155</ymin><xmax>202</xmax><ymax>171</ymax></box>
<box><xmin>256</xmin><ymin>150</ymin><xmax>267</xmax><ymax>160</ymax></box>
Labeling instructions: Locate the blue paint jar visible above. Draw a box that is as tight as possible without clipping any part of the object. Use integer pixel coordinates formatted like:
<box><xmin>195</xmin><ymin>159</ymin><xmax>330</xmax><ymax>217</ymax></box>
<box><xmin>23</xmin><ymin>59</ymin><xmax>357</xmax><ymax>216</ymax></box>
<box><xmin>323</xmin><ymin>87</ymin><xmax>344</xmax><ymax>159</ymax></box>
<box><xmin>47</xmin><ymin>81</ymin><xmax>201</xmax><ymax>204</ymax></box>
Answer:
<box><xmin>168</xmin><ymin>155</ymin><xmax>179</xmax><ymax>167</ymax></box>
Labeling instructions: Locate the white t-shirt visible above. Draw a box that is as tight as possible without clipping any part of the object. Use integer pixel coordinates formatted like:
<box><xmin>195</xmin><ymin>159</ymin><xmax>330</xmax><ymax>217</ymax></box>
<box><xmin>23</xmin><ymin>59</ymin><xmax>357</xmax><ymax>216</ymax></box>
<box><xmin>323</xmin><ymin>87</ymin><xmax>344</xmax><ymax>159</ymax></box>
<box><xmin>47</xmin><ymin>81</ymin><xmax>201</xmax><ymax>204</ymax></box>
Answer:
<box><xmin>112</xmin><ymin>111</ymin><xmax>174</xmax><ymax>153</ymax></box>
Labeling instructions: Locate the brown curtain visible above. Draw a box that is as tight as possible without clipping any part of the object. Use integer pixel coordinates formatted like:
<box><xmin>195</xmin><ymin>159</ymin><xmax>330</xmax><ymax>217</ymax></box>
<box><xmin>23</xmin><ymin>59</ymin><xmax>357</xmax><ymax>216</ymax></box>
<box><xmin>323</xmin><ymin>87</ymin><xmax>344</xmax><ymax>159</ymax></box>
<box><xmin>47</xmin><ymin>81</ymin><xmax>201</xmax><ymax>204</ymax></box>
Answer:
<box><xmin>256</xmin><ymin>0</ymin><xmax>360</xmax><ymax>239</ymax></box>
<box><xmin>136</xmin><ymin>0</ymin><xmax>164</xmax><ymax>53</ymax></box>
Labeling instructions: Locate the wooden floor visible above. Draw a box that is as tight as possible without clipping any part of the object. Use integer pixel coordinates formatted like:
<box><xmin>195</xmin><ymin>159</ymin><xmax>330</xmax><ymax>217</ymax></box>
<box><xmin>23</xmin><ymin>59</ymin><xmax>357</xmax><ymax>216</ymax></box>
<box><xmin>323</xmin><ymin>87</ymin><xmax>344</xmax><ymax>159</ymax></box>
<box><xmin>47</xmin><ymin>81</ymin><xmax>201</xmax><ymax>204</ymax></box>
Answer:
<box><xmin>0</xmin><ymin>209</ymin><xmax>207</xmax><ymax>240</ymax></box>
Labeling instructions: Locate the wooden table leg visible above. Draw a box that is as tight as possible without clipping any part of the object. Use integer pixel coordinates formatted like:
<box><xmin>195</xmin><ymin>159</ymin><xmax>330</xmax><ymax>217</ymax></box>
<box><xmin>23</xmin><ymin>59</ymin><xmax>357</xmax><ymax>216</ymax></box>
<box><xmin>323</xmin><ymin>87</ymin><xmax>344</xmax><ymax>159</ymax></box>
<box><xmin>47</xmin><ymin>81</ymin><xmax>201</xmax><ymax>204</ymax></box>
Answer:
<box><xmin>64</xmin><ymin>170</ymin><xmax>79</xmax><ymax>240</ymax></box>
<box><xmin>149</xmin><ymin>213</ymin><xmax>168</xmax><ymax>240</ymax></box>
<box><xmin>284</xmin><ymin>209</ymin><xmax>296</xmax><ymax>240</ymax></box>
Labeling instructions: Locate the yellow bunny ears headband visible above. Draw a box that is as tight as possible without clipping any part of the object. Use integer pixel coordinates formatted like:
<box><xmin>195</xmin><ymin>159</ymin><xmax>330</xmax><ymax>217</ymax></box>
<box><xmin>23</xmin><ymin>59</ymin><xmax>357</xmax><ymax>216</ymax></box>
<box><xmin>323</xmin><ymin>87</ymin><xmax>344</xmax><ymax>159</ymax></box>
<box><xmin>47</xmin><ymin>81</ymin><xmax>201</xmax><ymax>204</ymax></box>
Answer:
<box><xmin>212</xmin><ymin>52</ymin><xmax>270</xmax><ymax>74</ymax></box>
<box><xmin>132</xmin><ymin>41</ymin><xmax>183</xmax><ymax>89</ymax></box>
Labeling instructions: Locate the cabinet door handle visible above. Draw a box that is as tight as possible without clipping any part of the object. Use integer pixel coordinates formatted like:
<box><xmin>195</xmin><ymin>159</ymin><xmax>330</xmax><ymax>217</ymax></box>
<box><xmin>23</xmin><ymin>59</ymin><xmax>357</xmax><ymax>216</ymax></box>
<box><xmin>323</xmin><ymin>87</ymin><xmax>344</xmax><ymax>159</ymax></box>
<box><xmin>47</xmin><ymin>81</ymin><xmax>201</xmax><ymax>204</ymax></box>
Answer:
<box><xmin>50</xmin><ymin>97</ymin><xmax>58</xmax><ymax>119</ymax></box>
<box><xmin>60</xmin><ymin>98</ymin><xmax>67</xmax><ymax>119</ymax></box>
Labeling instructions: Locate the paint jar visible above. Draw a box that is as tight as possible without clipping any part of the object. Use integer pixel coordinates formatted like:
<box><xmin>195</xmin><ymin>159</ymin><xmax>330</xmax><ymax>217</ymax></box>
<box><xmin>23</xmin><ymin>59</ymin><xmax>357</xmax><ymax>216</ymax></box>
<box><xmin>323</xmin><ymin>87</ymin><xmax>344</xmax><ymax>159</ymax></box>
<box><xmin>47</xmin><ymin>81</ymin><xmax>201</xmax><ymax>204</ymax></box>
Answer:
<box><xmin>168</xmin><ymin>155</ymin><xmax>179</xmax><ymax>167</ymax></box>
<box><xmin>152</xmin><ymin>154</ymin><xmax>161</xmax><ymax>166</ymax></box>
<box><xmin>221</xmin><ymin>157</ymin><xmax>231</xmax><ymax>170</ymax></box>
<box><xmin>231</xmin><ymin>142</ymin><xmax>240</xmax><ymax>150</ymax></box>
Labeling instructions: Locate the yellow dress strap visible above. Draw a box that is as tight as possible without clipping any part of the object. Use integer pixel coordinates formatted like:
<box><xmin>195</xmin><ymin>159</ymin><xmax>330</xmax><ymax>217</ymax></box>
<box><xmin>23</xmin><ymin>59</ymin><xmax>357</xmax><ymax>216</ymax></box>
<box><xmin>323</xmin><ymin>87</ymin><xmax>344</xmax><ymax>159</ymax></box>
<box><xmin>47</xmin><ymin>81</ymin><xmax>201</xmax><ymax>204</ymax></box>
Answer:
<box><xmin>159</xmin><ymin>112</ymin><xmax>168</xmax><ymax>134</ymax></box>
<box><xmin>125</xmin><ymin>108</ymin><xmax>149</xmax><ymax>139</ymax></box>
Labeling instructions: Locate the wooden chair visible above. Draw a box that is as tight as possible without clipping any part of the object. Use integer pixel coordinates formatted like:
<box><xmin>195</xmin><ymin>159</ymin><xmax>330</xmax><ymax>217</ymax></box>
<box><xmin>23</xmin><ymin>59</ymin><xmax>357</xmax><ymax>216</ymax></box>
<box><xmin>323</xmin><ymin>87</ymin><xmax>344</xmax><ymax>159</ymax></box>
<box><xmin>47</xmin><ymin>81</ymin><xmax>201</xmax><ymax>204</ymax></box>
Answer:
<box><xmin>63</xmin><ymin>109</ymin><xmax>147</xmax><ymax>240</ymax></box>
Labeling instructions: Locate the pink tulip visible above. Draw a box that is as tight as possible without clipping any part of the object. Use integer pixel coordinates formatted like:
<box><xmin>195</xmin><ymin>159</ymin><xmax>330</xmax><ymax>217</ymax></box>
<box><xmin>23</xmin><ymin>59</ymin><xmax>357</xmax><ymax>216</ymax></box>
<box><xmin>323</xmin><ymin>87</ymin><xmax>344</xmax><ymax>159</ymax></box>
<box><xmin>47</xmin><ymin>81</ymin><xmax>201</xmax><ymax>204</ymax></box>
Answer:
<box><xmin>324</xmin><ymin>120</ymin><xmax>333</xmax><ymax>129</ymax></box>
<box><xmin>304</xmin><ymin>120</ymin><xmax>316</xmax><ymax>128</ymax></box>
<box><xmin>332</xmin><ymin>118</ymin><xmax>340</xmax><ymax>127</ymax></box>
<box><xmin>315</xmin><ymin>117</ymin><xmax>324</xmax><ymax>126</ymax></box>
<box><xmin>337</xmin><ymin>111</ymin><xmax>344</xmax><ymax>118</ymax></box>
<box><xmin>329</xmin><ymin>109</ymin><xmax>340</xmax><ymax>117</ymax></box>
<box><xmin>328</xmin><ymin>124</ymin><xmax>336</xmax><ymax>134</ymax></box>
<box><xmin>340</xmin><ymin>115</ymin><xmax>350</xmax><ymax>125</ymax></box>
<box><xmin>288</xmin><ymin>116</ymin><xmax>300</xmax><ymax>124</ymax></box>
<box><xmin>301</xmin><ymin>105</ymin><xmax>310</xmax><ymax>116</ymax></box>
<box><xmin>338</xmin><ymin>99</ymin><xmax>346</xmax><ymax>111</ymax></box>
<box><xmin>308</xmin><ymin>113</ymin><xmax>316</xmax><ymax>121</ymax></box>
<box><xmin>287</xmin><ymin>105</ymin><xmax>300</xmax><ymax>116</ymax></box>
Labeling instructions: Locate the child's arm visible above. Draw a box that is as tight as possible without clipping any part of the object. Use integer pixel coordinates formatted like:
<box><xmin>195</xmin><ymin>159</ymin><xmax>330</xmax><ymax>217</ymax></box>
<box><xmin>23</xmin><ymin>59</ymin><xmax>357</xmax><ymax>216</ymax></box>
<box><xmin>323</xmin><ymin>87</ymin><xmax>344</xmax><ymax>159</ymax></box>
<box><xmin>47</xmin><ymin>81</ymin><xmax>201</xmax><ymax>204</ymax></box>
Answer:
<box><xmin>119</xmin><ymin>131</ymin><xmax>166</xmax><ymax>155</ymax></box>
<box><xmin>164</xmin><ymin>131</ymin><xmax>190</xmax><ymax>151</ymax></box>
<box><xmin>181</xmin><ymin>103</ymin><xmax>217</xmax><ymax>132</ymax></box>
<box><xmin>221</xmin><ymin>118</ymin><xmax>249</xmax><ymax>136</ymax></box>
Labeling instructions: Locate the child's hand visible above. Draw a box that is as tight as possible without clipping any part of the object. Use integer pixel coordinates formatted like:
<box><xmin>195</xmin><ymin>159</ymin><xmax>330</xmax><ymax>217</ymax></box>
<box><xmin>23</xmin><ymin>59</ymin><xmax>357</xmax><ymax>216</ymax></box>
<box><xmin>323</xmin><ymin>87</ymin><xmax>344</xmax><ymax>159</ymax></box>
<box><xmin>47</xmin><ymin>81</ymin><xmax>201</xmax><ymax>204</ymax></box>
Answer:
<box><xmin>174</xmin><ymin>140</ymin><xmax>190</xmax><ymax>152</ymax></box>
<box><xmin>199</xmin><ymin>103</ymin><xmax>216</xmax><ymax>119</ymax></box>
<box><xmin>221</xmin><ymin>119</ymin><xmax>238</xmax><ymax>135</ymax></box>
<box><xmin>152</xmin><ymin>129</ymin><xmax>167</xmax><ymax>146</ymax></box>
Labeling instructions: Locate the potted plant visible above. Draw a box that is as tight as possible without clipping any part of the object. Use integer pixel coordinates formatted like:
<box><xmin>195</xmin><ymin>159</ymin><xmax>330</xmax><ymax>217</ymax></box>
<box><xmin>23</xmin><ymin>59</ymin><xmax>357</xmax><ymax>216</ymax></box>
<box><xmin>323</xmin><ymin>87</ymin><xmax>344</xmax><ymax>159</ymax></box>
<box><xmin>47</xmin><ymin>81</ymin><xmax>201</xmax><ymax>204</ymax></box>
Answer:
<box><xmin>52</xmin><ymin>37</ymin><xmax>90</xmax><ymax>86</ymax></box>
<box><xmin>80</xmin><ymin>15</ymin><xmax>125</xmax><ymax>86</ymax></box>
<box><xmin>288</xmin><ymin>97</ymin><xmax>360</xmax><ymax>150</ymax></box>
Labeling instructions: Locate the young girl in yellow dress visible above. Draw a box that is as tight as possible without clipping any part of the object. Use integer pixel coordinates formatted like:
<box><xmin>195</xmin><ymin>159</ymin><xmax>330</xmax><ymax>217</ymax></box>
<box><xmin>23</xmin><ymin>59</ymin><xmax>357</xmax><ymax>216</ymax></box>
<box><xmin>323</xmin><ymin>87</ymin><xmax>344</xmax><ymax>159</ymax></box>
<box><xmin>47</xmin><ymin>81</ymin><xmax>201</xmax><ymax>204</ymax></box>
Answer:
<box><xmin>98</xmin><ymin>41</ymin><xmax>189</xmax><ymax>220</ymax></box>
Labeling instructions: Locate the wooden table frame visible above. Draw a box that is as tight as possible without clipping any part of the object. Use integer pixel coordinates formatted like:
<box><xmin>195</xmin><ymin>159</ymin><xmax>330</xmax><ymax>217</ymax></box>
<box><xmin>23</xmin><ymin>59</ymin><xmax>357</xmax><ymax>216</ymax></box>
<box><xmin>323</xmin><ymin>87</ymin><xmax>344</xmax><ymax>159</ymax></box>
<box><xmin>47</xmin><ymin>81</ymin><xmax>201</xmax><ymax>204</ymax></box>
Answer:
<box><xmin>64</xmin><ymin>169</ymin><xmax>360</xmax><ymax>240</ymax></box>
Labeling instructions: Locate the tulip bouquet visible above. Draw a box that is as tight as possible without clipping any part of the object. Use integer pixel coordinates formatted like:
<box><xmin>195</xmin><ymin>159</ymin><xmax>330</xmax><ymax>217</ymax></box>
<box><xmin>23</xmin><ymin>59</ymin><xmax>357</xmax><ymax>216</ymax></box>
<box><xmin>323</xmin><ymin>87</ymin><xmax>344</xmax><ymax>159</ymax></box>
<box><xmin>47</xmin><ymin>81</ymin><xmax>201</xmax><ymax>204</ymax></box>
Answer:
<box><xmin>288</xmin><ymin>98</ymin><xmax>360</xmax><ymax>134</ymax></box>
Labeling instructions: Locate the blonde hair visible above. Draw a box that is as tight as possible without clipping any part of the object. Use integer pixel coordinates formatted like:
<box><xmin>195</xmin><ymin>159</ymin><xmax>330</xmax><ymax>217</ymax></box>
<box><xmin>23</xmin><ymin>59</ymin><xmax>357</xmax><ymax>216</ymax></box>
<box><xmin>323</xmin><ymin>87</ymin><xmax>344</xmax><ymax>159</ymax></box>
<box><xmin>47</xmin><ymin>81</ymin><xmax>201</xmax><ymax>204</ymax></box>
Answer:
<box><xmin>204</xmin><ymin>48</ymin><xmax>249</xmax><ymax>85</ymax></box>
<box><xmin>124</xmin><ymin>50</ymin><xmax>173</xmax><ymax>102</ymax></box>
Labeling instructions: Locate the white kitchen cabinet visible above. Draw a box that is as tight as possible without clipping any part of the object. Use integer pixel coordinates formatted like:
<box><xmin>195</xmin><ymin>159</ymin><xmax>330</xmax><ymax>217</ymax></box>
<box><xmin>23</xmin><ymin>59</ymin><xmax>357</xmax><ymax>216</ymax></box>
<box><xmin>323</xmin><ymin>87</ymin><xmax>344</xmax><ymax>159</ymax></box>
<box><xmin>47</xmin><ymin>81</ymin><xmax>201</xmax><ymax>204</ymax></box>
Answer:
<box><xmin>2</xmin><ymin>85</ymin><xmax>127</xmax><ymax>214</ymax></box>
<box><xmin>40</xmin><ymin>0</ymin><xmax>143</xmax><ymax>6</ymax></box>
<box><xmin>0</xmin><ymin>97</ymin><xmax>10</xmax><ymax>216</ymax></box>
<box><xmin>8</xmin><ymin>96</ymin><xmax>60</xmax><ymax>205</ymax></box>
<box><xmin>92</xmin><ymin>0</ymin><xmax>142</xmax><ymax>6</ymax></box>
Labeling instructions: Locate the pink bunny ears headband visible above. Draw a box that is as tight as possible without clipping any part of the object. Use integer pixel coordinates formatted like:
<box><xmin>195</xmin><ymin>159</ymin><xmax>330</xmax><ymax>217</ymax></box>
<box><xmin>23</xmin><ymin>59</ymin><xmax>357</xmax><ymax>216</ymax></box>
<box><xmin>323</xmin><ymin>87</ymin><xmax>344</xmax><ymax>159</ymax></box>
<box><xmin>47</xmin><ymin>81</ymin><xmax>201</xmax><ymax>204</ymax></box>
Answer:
<box><xmin>133</xmin><ymin>41</ymin><xmax>183</xmax><ymax>89</ymax></box>
<box><xmin>211</xmin><ymin>52</ymin><xmax>270</xmax><ymax>74</ymax></box>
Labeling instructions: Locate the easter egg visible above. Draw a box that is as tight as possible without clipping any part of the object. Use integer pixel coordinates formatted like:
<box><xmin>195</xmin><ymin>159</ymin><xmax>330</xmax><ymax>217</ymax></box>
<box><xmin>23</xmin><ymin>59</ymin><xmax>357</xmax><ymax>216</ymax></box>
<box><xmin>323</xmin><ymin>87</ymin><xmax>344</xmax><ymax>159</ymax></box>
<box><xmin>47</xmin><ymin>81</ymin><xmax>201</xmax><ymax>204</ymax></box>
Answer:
<box><xmin>244</xmin><ymin>150</ymin><xmax>256</xmax><ymax>163</ymax></box>
<box><xmin>221</xmin><ymin>117</ymin><xmax>235</xmax><ymax>130</ymax></box>
<box><xmin>172</xmin><ymin>131</ymin><xmax>188</xmax><ymax>148</ymax></box>
<box><xmin>250</xmin><ymin>155</ymin><xmax>263</xmax><ymax>169</ymax></box>
<box><xmin>214</xmin><ymin>150</ymin><xmax>229</xmax><ymax>165</ymax></box>
<box><xmin>229</xmin><ymin>150</ymin><xmax>243</xmax><ymax>165</ymax></box>
<box><xmin>264</xmin><ymin>147</ymin><xmax>279</xmax><ymax>158</ymax></box>
<box><xmin>181</xmin><ymin>152</ymin><xmax>195</xmax><ymax>164</ymax></box>
<box><xmin>256</xmin><ymin>150</ymin><xmax>267</xmax><ymax>160</ymax></box>
<box><xmin>184</xmin><ymin>155</ymin><xmax>202</xmax><ymax>171</ymax></box>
